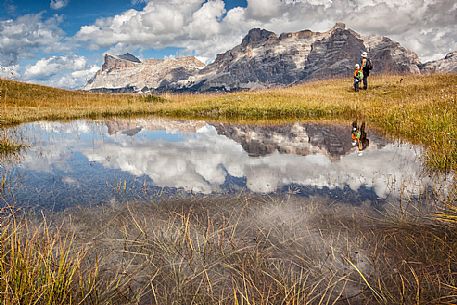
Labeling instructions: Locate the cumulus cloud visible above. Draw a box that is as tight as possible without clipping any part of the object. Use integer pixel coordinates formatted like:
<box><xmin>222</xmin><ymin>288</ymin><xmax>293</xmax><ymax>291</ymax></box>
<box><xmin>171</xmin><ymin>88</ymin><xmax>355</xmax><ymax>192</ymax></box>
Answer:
<box><xmin>24</xmin><ymin>55</ymin><xmax>99</xmax><ymax>89</ymax></box>
<box><xmin>75</xmin><ymin>0</ymin><xmax>456</xmax><ymax>62</ymax></box>
<box><xmin>75</xmin><ymin>0</ymin><xmax>248</xmax><ymax>59</ymax></box>
<box><xmin>50</xmin><ymin>0</ymin><xmax>69</xmax><ymax>10</ymax></box>
<box><xmin>0</xmin><ymin>13</ymin><xmax>67</xmax><ymax>67</ymax></box>
<box><xmin>24</xmin><ymin>55</ymin><xmax>85</xmax><ymax>80</ymax></box>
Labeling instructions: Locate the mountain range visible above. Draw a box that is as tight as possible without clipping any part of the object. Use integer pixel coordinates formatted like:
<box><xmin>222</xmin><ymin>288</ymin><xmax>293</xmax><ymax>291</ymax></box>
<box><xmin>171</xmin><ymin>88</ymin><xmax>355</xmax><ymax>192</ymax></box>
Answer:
<box><xmin>84</xmin><ymin>23</ymin><xmax>457</xmax><ymax>93</ymax></box>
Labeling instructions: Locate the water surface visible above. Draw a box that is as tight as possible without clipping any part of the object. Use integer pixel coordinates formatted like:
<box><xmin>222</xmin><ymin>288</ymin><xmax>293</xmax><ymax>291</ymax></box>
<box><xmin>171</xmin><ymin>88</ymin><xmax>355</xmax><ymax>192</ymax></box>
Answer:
<box><xmin>0</xmin><ymin>119</ymin><xmax>443</xmax><ymax>210</ymax></box>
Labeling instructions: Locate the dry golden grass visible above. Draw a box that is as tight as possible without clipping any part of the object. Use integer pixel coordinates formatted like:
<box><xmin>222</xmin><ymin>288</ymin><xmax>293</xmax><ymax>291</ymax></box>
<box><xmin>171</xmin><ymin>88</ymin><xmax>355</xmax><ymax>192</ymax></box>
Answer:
<box><xmin>0</xmin><ymin>208</ymin><xmax>130</xmax><ymax>305</ymax></box>
<box><xmin>1</xmin><ymin>74</ymin><xmax>456</xmax><ymax>171</ymax></box>
<box><xmin>0</xmin><ymin>79</ymin><xmax>150</xmax><ymax>125</ymax></box>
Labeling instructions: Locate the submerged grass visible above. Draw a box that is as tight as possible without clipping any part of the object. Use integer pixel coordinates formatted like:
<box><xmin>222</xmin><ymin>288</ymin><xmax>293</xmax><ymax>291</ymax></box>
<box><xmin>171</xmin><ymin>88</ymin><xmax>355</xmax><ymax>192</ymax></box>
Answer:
<box><xmin>1</xmin><ymin>74</ymin><xmax>456</xmax><ymax>171</ymax></box>
<box><xmin>0</xmin><ymin>137</ymin><xmax>23</xmax><ymax>155</ymax></box>
<box><xmin>2</xmin><ymin>196</ymin><xmax>455</xmax><ymax>304</ymax></box>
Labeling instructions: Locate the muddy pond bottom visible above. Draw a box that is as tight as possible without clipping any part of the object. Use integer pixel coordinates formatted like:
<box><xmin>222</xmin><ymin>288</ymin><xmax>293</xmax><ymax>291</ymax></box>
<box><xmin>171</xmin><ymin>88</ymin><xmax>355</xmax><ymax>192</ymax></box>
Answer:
<box><xmin>0</xmin><ymin>119</ymin><xmax>444</xmax><ymax>210</ymax></box>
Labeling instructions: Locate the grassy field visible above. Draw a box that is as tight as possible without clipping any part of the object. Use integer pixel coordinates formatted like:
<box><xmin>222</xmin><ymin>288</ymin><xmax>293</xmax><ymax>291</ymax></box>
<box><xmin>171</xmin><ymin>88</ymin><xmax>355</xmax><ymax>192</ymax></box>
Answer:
<box><xmin>1</xmin><ymin>196</ymin><xmax>457</xmax><ymax>305</ymax></box>
<box><xmin>0</xmin><ymin>75</ymin><xmax>456</xmax><ymax>303</ymax></box>
<box><xmin>1</xmin><ymin>74</ymin><xmax>456</xmax><ymax>171</ymax></box>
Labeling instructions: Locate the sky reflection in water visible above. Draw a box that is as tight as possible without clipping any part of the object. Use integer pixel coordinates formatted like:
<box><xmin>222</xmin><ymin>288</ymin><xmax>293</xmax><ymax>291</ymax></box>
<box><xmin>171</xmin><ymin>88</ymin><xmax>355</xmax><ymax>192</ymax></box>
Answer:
<box><xmin>0</xmin><ymin>119</ymin><xmax>441</xmax><ymax>210</ymax></box>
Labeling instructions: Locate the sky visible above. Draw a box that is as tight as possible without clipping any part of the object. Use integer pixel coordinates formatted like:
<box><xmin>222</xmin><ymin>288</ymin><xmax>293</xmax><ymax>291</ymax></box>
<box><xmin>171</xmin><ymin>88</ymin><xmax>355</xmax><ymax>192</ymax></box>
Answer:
<box><xmin>0</xmin><ymin>0</ymin><xmax>456</xmax><ymax>89</ymax></box>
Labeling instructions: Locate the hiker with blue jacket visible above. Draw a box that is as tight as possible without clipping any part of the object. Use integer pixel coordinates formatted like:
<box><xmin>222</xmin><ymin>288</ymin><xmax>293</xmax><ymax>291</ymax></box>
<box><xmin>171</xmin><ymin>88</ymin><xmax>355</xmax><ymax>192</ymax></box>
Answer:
<box><xmin>360</xmin><ymin>52</ymin><xmax>373</xmax><ymax>90</ymax></box>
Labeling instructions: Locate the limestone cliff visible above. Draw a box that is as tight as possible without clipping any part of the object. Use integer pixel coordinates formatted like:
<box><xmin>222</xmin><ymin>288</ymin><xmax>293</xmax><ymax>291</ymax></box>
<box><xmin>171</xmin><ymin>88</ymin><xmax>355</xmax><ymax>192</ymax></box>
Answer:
<box><xmin>420</xmin><ymin>52</ymin><xmax>457</xmax><ymax>73</ymax></box>
<box><xmin>84</xmin><ymin>54</ymin><xmax>205</xmax><ymax>92</ymax></box>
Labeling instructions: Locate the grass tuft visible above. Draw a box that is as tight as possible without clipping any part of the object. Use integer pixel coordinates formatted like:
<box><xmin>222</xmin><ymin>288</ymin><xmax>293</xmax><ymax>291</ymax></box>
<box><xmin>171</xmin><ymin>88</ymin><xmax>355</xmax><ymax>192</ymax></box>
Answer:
<box><xmin>0</xmin><ymin>136</ymin><xmax>24</xmax><ymax>156</ymax></box>
<box><xmin>0</xmin><ymin>208</ymin><xmax>132</xmax><ymax>304</ymax></box>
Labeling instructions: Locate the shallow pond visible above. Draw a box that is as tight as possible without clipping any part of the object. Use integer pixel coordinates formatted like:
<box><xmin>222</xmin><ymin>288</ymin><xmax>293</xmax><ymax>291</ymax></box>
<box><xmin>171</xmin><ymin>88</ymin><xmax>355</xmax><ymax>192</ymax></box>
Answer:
<box><xmin>0</xmin><ymin>118</ymin><xmax>448</xmax><ymax>210</ymax></box>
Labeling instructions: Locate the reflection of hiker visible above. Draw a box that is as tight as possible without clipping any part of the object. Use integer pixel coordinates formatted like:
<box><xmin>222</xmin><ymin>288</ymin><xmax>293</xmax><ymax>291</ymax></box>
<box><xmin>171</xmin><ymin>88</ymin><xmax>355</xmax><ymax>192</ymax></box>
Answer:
<box><xmin>360</xmin><ymin>52</ymin><xmax>373</xmax><ymax>90</ymax></box>
<box><xmin>358</xmin><ymin>122</ymin><xmax>369</xmax><ymax>151</ymax></box>
<box><xmin>353</xmin><ymin>64</ymin><xmax>363</xmax><ymax>92</ymax></box>
<box><xmin>351</xmin><ymin>121</ymin><xmax>370</xmax><ymax>155</ymax></box>
<box><xmin>351</xmin><ymin>121</ymin><xmax>358</xmax><ymax>146</ymax></box>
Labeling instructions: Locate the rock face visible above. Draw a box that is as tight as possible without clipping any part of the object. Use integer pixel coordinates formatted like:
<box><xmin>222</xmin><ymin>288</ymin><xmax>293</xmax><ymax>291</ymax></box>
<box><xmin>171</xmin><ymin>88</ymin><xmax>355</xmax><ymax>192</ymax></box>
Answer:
<box><xmin>101</xmin><ymin>53</ymin><xmax>141</xmax><ymax>71</ymax></box>
<box><xmin>84</xmin><ymin>24</ymin><xmax>455</xmax><ymax>93</ymax></box>
<box><xmin>213</xmin><ymin>123</ymin><xmax>354</xmax><ymax>159</ymax></box>
<box><xmin>213</xmin><ymin>122</ymin><xmax>388</xmax><ymax>159</ymax></box>
<box><xmin>363</xmin><ymin>36</ymin><xmax>421</xmax><ymax>74</ymax></box>
<box><xmin>105</xmin><ymin>119</ymin><xmax>207</xmax><ymax>135</ymax></box>
<box><xmin>84</xmin><ymin>54</ymin><xmax>205</xmax><ymax>92</ymax></box>
<box><xmin>420</xmin><ymin>52</ymin><xmax>457</xmax><ymax>73</ymax></box>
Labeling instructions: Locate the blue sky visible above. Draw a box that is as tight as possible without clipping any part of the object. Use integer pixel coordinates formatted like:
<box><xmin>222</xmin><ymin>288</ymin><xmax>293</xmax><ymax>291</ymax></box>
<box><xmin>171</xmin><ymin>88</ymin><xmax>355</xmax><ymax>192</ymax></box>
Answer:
<box><xmin>0</xmin><ymin>0</ymin><xmax>455</xmax><ymax>89</ymax></box>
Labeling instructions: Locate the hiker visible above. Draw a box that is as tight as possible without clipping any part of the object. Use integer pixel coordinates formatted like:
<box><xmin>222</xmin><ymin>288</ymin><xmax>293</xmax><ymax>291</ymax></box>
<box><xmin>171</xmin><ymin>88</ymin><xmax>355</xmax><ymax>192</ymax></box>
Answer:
<box><xmin>351</xmin><ymin>121</ymin><xmax>358</xmax><ymax>146</ymax></box>
<box><xmin>353</xmin><ymin>64</ymin><xmax>363</xmax><ymax>92</ymax></box>
<box><xmin>358</xmin><ymin>122</ymin><xmax>369</xmax><ymax>152</ymax></box>
<box><xmin>360</xmin><ymin>52</ymin><xmax>373</xmax><ymax>90</ymax></box>
<box><xmin>351</xmin><ymin>121</ymin><xmax>370</xmax><ymax>155</ymax></box>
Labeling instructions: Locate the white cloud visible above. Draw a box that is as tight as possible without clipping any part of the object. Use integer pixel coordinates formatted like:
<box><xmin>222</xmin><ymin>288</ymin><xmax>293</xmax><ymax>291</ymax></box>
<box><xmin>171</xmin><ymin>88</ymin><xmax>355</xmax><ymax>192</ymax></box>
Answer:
<box><xmin>0</xmin><ymin>13</ymin><xmax>67</xmax><ymax>66</ymax></box>
<box><xmin>75</xmin><ymin>0</ymin><xmax>457</xmax><ymax>62</ymax></box>
<box><xmin>24</xmin><ymin>55</ymin><xmax>99</xmax><ymax>89</ymax></box>
<box><xmin>246</xmin><ymin>0</ymin><xmax>281</xmax><ymax>19</ymax></box>
<box><xmin>24</xmin><ymin>55</ymin><xmax>86</xmax><ymax>80</ymax></box>
<box><xmin>75</xmin><ymin>0</ymin><xmax>246</xmax><ymax>58</ymax></box>
<box><xmin>50</xmin><ymin>65</ymin><xmax>99</xmax><ymax>89</ymax></box>
<box><xmin>50</xmin><ymin>0</ymin><xmax>69</xmax><ymax>10</ymax></box>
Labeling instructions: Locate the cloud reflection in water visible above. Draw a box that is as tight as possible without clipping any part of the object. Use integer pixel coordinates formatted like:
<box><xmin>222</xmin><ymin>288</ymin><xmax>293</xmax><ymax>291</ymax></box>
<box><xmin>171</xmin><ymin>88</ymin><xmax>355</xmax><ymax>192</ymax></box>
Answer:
<box><xmin>2</xmin><ymin>119</ymin><xmax>440</xmax><ymax>208</ymax></box>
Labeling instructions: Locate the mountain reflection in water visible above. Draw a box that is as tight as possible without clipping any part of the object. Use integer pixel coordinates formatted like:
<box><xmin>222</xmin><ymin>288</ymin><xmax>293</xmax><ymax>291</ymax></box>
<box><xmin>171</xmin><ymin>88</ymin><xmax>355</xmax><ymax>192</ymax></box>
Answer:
<box><xmin>0</xmin><ymin>119</ymin><xmax>445</xmax><ymax>210</ymax></box>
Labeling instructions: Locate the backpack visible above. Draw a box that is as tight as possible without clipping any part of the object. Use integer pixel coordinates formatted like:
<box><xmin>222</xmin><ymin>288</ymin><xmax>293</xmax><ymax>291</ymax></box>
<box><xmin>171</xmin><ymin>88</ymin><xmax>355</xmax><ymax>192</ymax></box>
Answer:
<box><xmin>367</xmin><ymin>59</ymin><xmax>373</xmax><ymax>70</ymax></box>
<box><xmin>357</xmin><ymin>70</ymin><xmax>364</xmax><ymax>80</ymax></box>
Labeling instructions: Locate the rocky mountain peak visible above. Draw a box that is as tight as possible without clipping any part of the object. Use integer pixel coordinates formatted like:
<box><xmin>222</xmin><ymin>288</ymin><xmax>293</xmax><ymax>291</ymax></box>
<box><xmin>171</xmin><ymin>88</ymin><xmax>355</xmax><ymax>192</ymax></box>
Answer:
<box><xmin>332</xmin><ymin>22</ymin><xmax>346</xmax><ymax>30</ymax></box>
<box><xmin>241</xmin><ymin>28</ymin><xmax>277</xmax><ymax>47</ymax></box>
<box><xmin>331</xmin><ymin>22</ymin><xmax>346</xmax><ymax>30</ymax></box>
<box><xmin>420</xmin><ymin>50</ymin><xmax>457</xmax><ymax>73</ymax></box>
<box><xmin>102</xmin><ymin>53</ymin><xmax>142</xmax><ymax>72</ymax></box>
<box><xmin>85</xmin><ymin>54</ymin><xmax>205</xmax><ymax>92</ymax></box>
<box><xmin>445</xmin><ymin>51</ymin><xmax>457</xmax><ymax>59</ymax></box>
<box><xmin>116</xmin><ymin>53</ymin><xmax>141</xmax><ymax>63</ymax></box>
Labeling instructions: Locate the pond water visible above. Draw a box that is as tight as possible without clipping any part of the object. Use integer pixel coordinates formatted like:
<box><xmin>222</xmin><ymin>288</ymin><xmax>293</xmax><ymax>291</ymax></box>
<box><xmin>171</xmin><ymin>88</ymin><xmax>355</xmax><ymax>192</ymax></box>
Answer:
<box><xmin>0</xmin><ymin>118</ymin><xmax>446</xmax><ymax>210</ymax></box>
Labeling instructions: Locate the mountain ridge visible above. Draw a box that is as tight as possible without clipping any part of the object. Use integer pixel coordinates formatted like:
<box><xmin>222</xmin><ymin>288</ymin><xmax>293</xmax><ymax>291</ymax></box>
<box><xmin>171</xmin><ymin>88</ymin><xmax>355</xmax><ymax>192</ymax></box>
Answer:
<box><xmin>84</xmin><ymin>55</ymin><xmax>205</xmax><ymax>93</ymax></box>
<box><xmin>83</xmin><ymin>23</ymin><xmax>455</xmax><ymax>93</ymax></box>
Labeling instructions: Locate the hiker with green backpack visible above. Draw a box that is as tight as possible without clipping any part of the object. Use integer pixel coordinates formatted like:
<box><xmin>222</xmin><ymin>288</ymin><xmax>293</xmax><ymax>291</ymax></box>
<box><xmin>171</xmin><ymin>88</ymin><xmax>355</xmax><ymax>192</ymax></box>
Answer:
<box><xmin>353</xmin><ymin>64</ymin><xmax>363</xmax><ymax>92</ymax></box>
